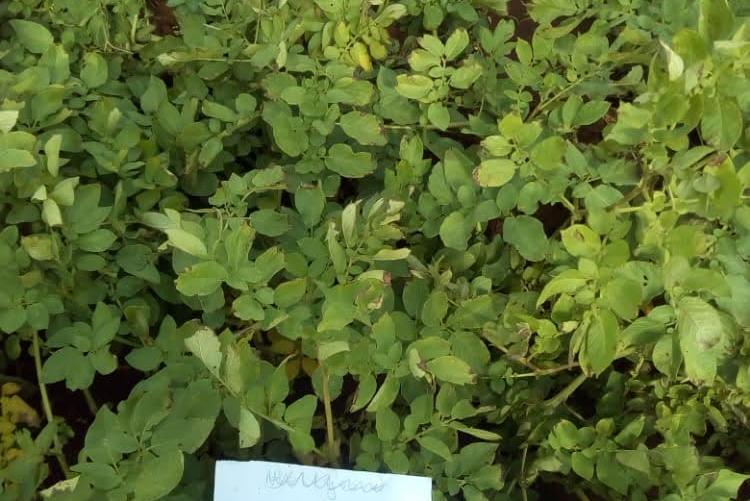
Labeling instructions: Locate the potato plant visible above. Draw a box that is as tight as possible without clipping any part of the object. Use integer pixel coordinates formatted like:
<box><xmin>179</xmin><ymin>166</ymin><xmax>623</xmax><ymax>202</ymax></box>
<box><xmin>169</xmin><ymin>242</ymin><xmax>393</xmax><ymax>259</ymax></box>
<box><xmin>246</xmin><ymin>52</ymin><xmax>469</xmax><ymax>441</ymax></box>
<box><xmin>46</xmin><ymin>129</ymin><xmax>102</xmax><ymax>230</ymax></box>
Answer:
<box><xmin>1</xmin><ymin>0</ymin><xmax>750</xmax><ymax>500</ymax></box>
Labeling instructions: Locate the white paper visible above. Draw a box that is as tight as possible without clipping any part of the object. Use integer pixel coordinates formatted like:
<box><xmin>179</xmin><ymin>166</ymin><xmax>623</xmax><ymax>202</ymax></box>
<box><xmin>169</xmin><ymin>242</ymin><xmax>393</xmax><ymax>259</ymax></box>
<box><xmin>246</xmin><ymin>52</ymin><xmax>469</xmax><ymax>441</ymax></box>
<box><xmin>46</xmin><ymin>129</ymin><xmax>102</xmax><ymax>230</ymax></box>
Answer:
<box><xmin>214</xmin><ymin>460</ymin><xmax>432</xmax><ymax>501</ymax></box>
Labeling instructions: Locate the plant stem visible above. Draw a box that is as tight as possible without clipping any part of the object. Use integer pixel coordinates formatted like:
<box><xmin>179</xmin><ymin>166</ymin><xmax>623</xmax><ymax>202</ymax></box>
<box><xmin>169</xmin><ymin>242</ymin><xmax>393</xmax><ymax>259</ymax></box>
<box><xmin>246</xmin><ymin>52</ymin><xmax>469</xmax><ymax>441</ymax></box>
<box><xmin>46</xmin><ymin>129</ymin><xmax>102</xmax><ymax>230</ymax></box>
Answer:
<box><xmin>83</xmin><ymin>388</ymin><xmax>99</xmax><ymax>416</ymax></box>
<box><xmin>382</xmin><ymin>120</ymin><xmax>470</xmax><ymax>131</ymax></box>
<box><xmin>544</xmin><ymin>372</ymin><xmax>587</xmax><ymax>409</ymax></box>
<box><xmin>320</xmin><ymin>365</ymin><xmax>338</xmax><ymax>464</ymax></box>
<box><xmin>114</xmin><ymin>335</ymin><xmax>139</xmax><ymax>347</ymax></box>
<box><xmin>32</xmin><ymin>331</ymin><xmax>71</xmax><ymax>478</ymax></box>
<box><xmin>520</xmin><ymin>445</ymin><xmax>529</xmax><ymax>501</ymax></box>
<box><xmin>575</xmin><ymin>488</ymin><xmax>593</xmax><ymax>501</ymax></box>
<box><xmin>508</xmin><ymin>362</ymin><xmax>580</xmax><ymax>378</ymax></box>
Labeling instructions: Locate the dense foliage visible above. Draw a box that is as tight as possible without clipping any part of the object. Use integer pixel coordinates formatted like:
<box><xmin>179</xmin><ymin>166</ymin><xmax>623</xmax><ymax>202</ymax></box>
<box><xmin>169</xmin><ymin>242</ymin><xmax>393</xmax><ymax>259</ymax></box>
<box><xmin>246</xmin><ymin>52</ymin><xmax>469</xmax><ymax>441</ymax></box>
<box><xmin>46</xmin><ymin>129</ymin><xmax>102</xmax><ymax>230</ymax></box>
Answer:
<box><xmin>1</xmin><ymin>0</ymin><xmax>750</xmax><ymax>499</ymax></box>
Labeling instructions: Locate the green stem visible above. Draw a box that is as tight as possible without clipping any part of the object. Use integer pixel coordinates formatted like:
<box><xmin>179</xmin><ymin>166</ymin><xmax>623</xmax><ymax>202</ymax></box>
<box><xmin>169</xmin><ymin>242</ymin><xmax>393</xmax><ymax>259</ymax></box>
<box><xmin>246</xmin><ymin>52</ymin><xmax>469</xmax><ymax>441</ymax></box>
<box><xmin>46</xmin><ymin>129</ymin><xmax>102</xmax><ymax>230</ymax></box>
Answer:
<box><xmin>508</xmin><ymin>362</ymin><xmax>580</xmax><ymax>379</ymax></box>
<box><xmin>382</xmin><ymin>120</ymin><xmax>470</xmax><ymax>131</ymax></box>
<box><xmin>83</xmin><ymin>388</ymin><xmax>99</xmax><ymax>416</ymax></box>
<box><xmin>114</xmin><ymin>335</ymin><xmax>139</xmax><ymax>347</ymax></box>
<box><xmin>575</xmin><ymin>488</ymin><xmax>593</xmax><ymax>501</ymax></box>
<box><xmin>544</xmin><ymin>372</ymin><xmax>587</xmax><ymax>409</ymax></box>
<box><xmin>32</xmin><ymin>331</ymin><xmax>71</xmax><ymax>478</ymax></box>
<box><xmin>520</xmin><ymin>445</ymin><xmax>529</xmax><ymax>501</ymax></box>
<box><xmin>320</xmin><ymin>365</ymin><xmax>338</xmax><ymax>464</ymax></box>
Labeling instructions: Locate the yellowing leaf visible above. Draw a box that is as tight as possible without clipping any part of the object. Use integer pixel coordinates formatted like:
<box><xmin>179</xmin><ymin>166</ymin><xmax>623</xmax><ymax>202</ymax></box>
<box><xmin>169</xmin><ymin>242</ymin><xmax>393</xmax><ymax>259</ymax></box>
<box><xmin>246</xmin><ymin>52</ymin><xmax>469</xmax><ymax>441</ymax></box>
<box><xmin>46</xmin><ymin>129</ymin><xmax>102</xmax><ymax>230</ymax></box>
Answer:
<box><xmin>473</xmin><ymin>159</ymin><xmax>517</xmax><ymax>187</ymax></box>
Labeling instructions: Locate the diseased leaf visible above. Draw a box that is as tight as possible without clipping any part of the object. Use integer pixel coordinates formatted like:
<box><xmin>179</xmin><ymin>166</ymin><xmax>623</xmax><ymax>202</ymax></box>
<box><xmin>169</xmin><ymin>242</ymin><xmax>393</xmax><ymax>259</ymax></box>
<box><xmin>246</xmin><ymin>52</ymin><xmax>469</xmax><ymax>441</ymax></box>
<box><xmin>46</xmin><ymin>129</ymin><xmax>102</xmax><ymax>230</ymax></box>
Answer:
<box><xmin>339</xmin><ymin>111</ymin><xmax>386</xmax><ymax>145</ymax></box>
<box><xmin>701</xmin><ymin>95</ymin><xmax>742</xmax><ymax>150</ymax></box>
<box><xmin>176</xmin><ymin>262</ymin><xmax>227</xmax><ymax>296</ymax></box>
<box><xmin>678</xmin><ymin>297</ymin><xmax>724</xmax><ymax>384</ymax></box>
<box><xmin>185</xmin><ymin>328</ymin><xmax>222</xmax><ymax>378</ymax></box>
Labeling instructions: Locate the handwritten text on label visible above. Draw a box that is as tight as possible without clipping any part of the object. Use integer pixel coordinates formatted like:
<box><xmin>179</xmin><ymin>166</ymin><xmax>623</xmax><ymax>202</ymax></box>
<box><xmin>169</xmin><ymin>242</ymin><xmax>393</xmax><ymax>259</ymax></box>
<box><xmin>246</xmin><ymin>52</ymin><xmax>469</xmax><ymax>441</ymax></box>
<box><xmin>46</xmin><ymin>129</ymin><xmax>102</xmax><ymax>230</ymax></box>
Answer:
<box><xmin>214</xmin><ymin>460</ymin><xmax>432</xmax><ymax>501</ymax></box>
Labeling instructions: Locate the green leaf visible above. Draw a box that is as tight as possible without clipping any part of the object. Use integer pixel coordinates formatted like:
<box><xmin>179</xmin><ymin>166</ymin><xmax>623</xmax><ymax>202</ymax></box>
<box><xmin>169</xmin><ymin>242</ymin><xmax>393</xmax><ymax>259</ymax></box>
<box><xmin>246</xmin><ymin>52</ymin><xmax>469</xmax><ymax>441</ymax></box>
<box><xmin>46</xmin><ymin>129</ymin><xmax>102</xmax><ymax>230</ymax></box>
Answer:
<box><xmin>372</xmin><ymin>248</ymin><xmax>410</xmax><ymax>260</ymax></box>
<box><xmin>0</xmin><ymin>307</ymin><xmax>26</xmax><ymax>334</ymax></box>
<box><xmin>10</xmin><ymin>20</ymin><xmax>54</xmax><ymax>54</ymax></box>
<box><xmin>421</xmin><ymin>291</ymin><xmax>449</xmax><ymax>327</ymax></box>
<box><xmin>165</xmin><ymin>229</ymin><xmax>208</xmax><ymax>258</ymax></box>
<box><xmin>503</xmin><ymin>216</ymin><xmax>548</xmax><ymax>262</ymax></box>
<box><xmin>615</xmin><ymin>450</ymin><xmax>650</xmax><ymax>475</ymax></box>
<box><xmin>0</xmin><ymin>110</ymin><xmax>19</xmax><ymax>134</ymax></box>
<box><xmin>554</xmin><ymin>420</ymin><xmax>580</xmax><ymax>449</ymax></box>
<box><xmin>585</xmin><ymin>185</ymin><xmax>623</xmax><ymax>210</ymax></box>
<box><xmin>176</xmin><ymin>261</ymin><xmax>227</xmax><ymax>296</ymax></box>
<box><xmin>294</xmin><ymin>185</ymin><xmax>325</xmax><ymax>228</ymax></box>
<box><xmin>274</xmin><ymin>278</ymin><xmax>307</xmax><ymax>308</ymax></box>
<box><xmin>449</xmin><ymin>62</ymin><xmax>482</xmax><ymax>89</ymax></box>
<box><xmin>339</xmin><ymin>111</ymin><xmax>386</xmax><ymax>145</ymax></box>
<box><xmin>572</xmin><ymin>451</ymin><xmax>594</xmax><ymax>480</ymax></box>
<box><xmin>265</xmin><ymin>109</ymin><xmax>308</xmax><ymax>157</ymax></box>
<box><xmin>473</xmin><ymin>159</ymin><xmax>517</xmax><ymax>187</ymax></box>
<box><xmin>678</xmin><ymin>297</ymin><xmax>724</xmax><ymax>384</ymax></box>
<box><xmin>81</xmin><ymin>53</ymin><xmax>108</xmax><ymax>88</ymax></box>
<box><xmin>440</xmin><ymin>211</ymin><xmax>471</xmax><ymax>251</ymax></box>
<box><xmin>427</xmin><ymin>102</ymin><xmax>451</xmax><ymax>130</ymax></box>
<box><xmin>395</xmin><ymin>75</ymin><xmax>433</xmax><ymax>99</ymax></box>
<box><xmin>125</xmin><ymin>347</ymin><xmax>162</xmax><ymax>372</ymax></box>
<box><xmin>515</xmin><ymin>39</ymin><xmax>533</xmax><ymax>66</ymax></box>
<box><xmin>583</xmin><ymin>309</ymin><xmax>619</xmax><ymax>375</ymax></box>
<box><xmin>22</xmin><ymin>234</ymin><xmax>56</xmax><ymax>261</ymax></box>
<box><xmin>44</xmin><ymin>134</ymin><xmax>62</xmax><ymax>176</ymax></box>
<box><xmin>202</xmin><ymin>101</ymin><xmax>237</xmax><ymax>122</ymax></box>
<box><xmin>376</xmin><ymin>407</ymin><xmax>400</xmax><ymax>442</ymax></box>
<box><xmin>77</xmin><ymin>229</ymin><xmax>117</xmax><ymax>253</ymax></box>
<box><xmin>366</xmin><ymin>376</ymin><xmax>400</xmax><ymax>413</ymax></box>
<box><xmin>318</xmin><ymin>340</ymin><xmax>350</xmax><ymax>361</ymax></box>
<box><xmin>530</xmin><ymin>136</ymin><xmax>567</xmax><ymax>171</ymax></box>
<box><xmin>185</xmin><ymin>327</ymin><xmax>222</xmax><ymax>378</ymax></box>
<box><xmin>574</xmin><ymin>101</ymin><xmax>610</xmax><ymax>126</ymax></box>
<box><xmin>249</xmin><ymin>209</ymin><xmax>289</xmax><ymax>237</ymax></box>
<box><xmin>445</xmin><ymin>29</ymin><xmax>470</xmax><ymax>60</ymax></box>
<box><xmin>426</xmin><ymin>356</ymin><xmax>475</xmax><ymax>385</ymax></box>
<box><xmin>239</xmin><ymin>408</ymin><xmax>261</xmax><ymax>448</ymax></box>
<box><xmin>596</xmin><ymin>453</ymin><xmax>629</xmax><ymax>495</ymax></box>
<box><xmin>449</xmin><ymin>422</ymin><xmax>502</xmax><ymax>441</ymax></box>
<box><xmin>42</xmin><ymin>199</ymin><xmax>63</xmax><ymax>226</ymax></box>
<box><xmin>660</xmin><ymin>41</ymin><xmax>684</xmax><ymax>81</ymax></box>
<box><xmin>284</xmin><ymin>395</ymin><xmax>317</xmax><ymax>431</ymax></box>
<box><xmin>92</xmin><ymin>302</ymin><xmax>120</xmax><ymax>348</ymax></box>
<box><xmin>702</xmin><ymin>469</ymin><xmax>750</xmax><ymax>499</ymax></box>
<box><xmin>141</xmin><ymin>76</ymin><xmax>167</xmax><ymax>114</ymax></box>
<box><xmin>561</xmin><ymin>225</ymin><xmax>601</xmax><ymax>258</ymax></box>
<box><xmin>605</xmin><ymin>277</ymin><xmax>642</xmax><ymax>321</ymax></box>
<box><xmin>417</xmin><ymin>436</ymin><xmax>453</xmax><ymax>461</ymax></box>
<box><xmin>325</xmin><ymin>144</ymin><xmax>377</xmax><ymax>178</ymax></box>
<box><xmin>449</xmin><ymin>295</ymin><xmax>498</xmax><ymax>329</ymax></box>
<box><xmin>232</xmin><ymin>295</ymin><xmax>265</xmax><ymax>321</ymax></box>
<box><xmin>0</xmin><ymin>149</ymin><xmax>36</xmax><ymax>171</ymax></box>
<box><xmin>699</xmin><ymin>0</ymin><xmax>735</xmax><ymax>42</ymax></box>
<box><xmin>701</xmin><ymin>95</ymin><xmax>742</xmax><ymax>150</ymax></box>
<box><xmin>419</xmin><ymin>34</ymin><xmax>444</xmax><ymax>57</ymax></box>
<box><xmin>132</xmin><ymin>449</ymin><xmax>184</xmax><ymax>501</ymax></box>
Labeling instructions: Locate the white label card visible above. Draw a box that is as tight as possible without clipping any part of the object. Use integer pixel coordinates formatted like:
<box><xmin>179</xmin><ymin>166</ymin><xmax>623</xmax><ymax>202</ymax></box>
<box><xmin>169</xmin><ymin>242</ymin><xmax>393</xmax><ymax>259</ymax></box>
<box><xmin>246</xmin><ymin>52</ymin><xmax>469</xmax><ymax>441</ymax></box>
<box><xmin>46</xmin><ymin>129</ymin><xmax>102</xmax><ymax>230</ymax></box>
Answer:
<box><xmin>214</xmin><ymin>460</ymin><xmax>432</xmax><ymax>501</ymax></box>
